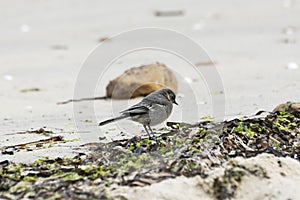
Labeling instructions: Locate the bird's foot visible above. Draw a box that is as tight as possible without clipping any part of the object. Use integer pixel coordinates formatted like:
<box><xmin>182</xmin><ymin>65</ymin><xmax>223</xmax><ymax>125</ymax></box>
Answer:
<box><xmin>149</xmin><ymin>132</ymin><xmax>163</xmax><ymax>140</ymax></box>
<box><xmin>148</xmin><ymin>135</ymin><xmax>157</xmax><ymax>140</ymax></box>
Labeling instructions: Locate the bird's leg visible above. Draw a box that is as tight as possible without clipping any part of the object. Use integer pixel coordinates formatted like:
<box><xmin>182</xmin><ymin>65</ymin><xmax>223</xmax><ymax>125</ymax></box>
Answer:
<box><xmin>143</xmin><ymin>125</ymin><xmax>151</xmax><ymax>138</ymax></box>
<box><xmin>148</xmin><ymin>126</ymin><xmax>154</xmax><ymax>134</ymax></box>
<box><xmin>148</xmin><ymin>125</ymin><xmax>157</xmax><ymax>140</ymax></box>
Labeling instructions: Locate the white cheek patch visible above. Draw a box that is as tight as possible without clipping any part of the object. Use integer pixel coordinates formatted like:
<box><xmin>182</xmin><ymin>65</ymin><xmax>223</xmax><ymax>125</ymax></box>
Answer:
<box><xmin>166</xmin><ymin>93</ymin><xmax>171</xmax><ymax>101</ymax></box>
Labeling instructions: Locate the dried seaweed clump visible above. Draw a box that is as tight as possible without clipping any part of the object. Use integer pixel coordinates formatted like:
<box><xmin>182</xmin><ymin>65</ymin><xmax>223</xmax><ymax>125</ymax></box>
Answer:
<box><xmin>0</xmin><ymin>107</ymin><xmax>299</xmax><ymax>199</ymax></box>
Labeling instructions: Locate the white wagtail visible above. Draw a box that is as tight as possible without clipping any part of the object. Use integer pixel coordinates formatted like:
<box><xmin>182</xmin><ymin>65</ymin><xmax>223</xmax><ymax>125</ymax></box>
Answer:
<box><xmin>99</xmin><ymin>88</ymin><xmax>178</xmax><ymax>137</ymax></box>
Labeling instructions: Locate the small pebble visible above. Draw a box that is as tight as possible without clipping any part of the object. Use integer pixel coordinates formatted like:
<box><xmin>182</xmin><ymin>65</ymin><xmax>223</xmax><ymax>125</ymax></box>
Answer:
<box><xmin>287</xmin><ymin>62</ymin><xmax>298</xmax><ymax>70</ymax></box>
<box><xmin>25</xmin><ymin>105</ymin><xmax>33</xmax><ymax>110</ymax></box>
<box><xmin>154</xmin><ymin>9</ymin><xmax>184</xmax><ymax>17</ymax></box>
<box><xmin>192</xmin><ymin>23</ymin><xmax>205</xmax><ymax>30</ymax></box>
<box><xmin>0</xmin><ymin>160</ymin><xmax>10</xmax><ymax>167</ymax></box>
<box><xmin>2</xmin><ymin>150</ymin><xmax>14</xmax><ymax>155</ymax></box>
<box><xmin>184</xmin><ymin>77</ymin><xmax>193</xmax><ymax>84</ymax></box>
<box><xmin>36</xmin><ymin>143</ymin><xmax>43</xmax><ymax>147</ymax></box>
<box><xmin>284</xmin><ymin>26</ymin><xmax>295</xmax><ymax>35</ymax></box>
<box><xmin>261</xmin><ymin>140</ymin><xmax>268</xmax><ymax>148</ymax></box>
<box><xmin>20</xmin><ymin>24</ymin><xmax>30</xmax><ymax>32</ymax></box>
<box><xmin>99</xmin><ymin>136</ymin><xmax>106</xmax><ymax>140</ymax></box>
<box><xmin>3</xmin><ymin>75</ymin><xmax>13</xmax><ymax>81</ymax></box>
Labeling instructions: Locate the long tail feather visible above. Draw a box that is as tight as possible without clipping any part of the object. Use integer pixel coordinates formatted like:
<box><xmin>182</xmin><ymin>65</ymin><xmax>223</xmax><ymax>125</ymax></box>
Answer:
<box><xmin>98</xmin><ymin>115</ymin><xmax>128</xmax><ymax>126</ymax></box>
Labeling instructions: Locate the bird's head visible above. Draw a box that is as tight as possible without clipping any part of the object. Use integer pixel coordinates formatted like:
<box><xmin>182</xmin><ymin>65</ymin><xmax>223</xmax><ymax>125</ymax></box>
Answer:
<box><xmin>160</xmin><ymin>88</ymin><xmax>178</xmax><ymax>105</ymax></box>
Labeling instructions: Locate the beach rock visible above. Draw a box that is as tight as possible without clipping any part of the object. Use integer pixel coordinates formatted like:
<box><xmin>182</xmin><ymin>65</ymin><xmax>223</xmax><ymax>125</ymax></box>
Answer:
<box><xmin>106</xmin><ymin>62</ymin><xmax>178</xmax><ymax>99</ymax></box>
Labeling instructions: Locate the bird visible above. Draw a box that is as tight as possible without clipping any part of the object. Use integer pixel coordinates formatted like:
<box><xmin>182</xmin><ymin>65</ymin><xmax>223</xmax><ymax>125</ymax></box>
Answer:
<box><xmin>99</xmin><ymin>88</ymin><xmax>178</xmax><ymax>137</ymax></box>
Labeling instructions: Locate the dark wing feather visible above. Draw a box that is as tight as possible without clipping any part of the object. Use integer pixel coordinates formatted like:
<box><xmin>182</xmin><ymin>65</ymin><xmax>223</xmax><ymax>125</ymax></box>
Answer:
<box><xmin>120</xmin><ymin>105</ymin><xmax>149</xmax><ymax>116</ymax></box>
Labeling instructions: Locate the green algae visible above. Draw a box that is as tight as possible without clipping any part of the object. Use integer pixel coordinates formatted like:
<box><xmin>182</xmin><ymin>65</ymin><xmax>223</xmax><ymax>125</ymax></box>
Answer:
<box><xmin>1</xmin><ymin>109</ymin><xmax>299</xmax><ymax>199</ymax></box>
<box><xmin>212</xmin><ymin>168</ymin><xmax>246</xmax><ymax>200</ymax></box>
<box><xmin>233</xmin><ymin>122</ymin><xmax>256</xmax><ymax>137</ymax></box>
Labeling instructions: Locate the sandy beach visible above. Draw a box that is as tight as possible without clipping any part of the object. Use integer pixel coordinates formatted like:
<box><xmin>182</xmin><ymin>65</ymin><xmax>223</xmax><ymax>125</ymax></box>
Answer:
<box><xmin>1</xmin><ymin>0</ymin><xmax>300</xmax><ymax>156</ymax></box>
<box><xmin>0</xmin><ymin>1</ymin><xmax>300</xmax><ymax>199</ymax></box>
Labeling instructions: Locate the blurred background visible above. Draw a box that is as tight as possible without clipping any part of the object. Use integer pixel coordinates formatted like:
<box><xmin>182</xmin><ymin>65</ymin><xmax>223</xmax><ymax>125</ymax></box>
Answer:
<box><xmin>0</xmin><ymin>0</ymin><xmax>299</xmax><ymax>139</ymax></box>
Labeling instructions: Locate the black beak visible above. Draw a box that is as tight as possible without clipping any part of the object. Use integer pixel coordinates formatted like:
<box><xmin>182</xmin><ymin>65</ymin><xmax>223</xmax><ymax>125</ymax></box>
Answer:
<box><xmin>174</xmin><ymin>100</ymin><xmax>178</xmax><ymax>105</ymax></box>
